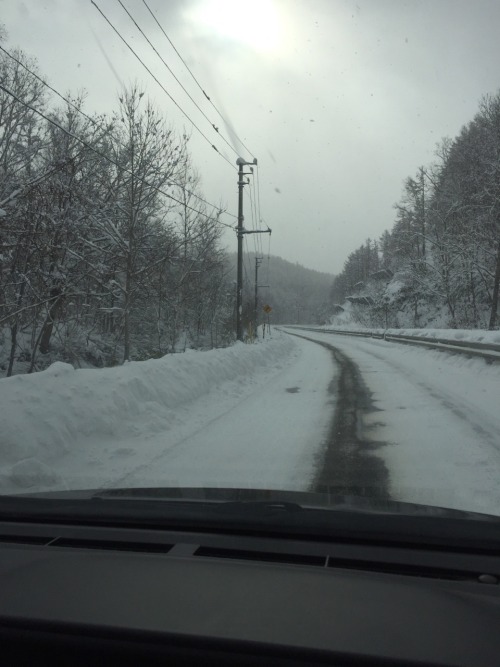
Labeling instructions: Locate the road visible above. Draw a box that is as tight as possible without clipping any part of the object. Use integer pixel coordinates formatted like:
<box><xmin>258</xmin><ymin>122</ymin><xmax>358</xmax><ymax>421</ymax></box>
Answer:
<box><xmin>285</xmin><ymin>328</ymin><xmax>500</xmax><ymax>516</ymax></box>
<box><xmin>48</xmin><ymin>327</ymin><xmax>500</xmax><ymax>517</ymax></box>
<box><xmin>100</xmin><ymin>333</ymin><xmax>336</xmax><ymax>492</ymax></box>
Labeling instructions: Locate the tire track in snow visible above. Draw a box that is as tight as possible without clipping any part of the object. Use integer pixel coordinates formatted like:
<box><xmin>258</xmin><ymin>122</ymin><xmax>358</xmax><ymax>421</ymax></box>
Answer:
<box><xmin>285</xmin><ymin>332</ymin><xmax>390</xmax><ymax>499</ymax></box>
<box><xmin>339</xmin><ymin>339</ymin><xmax>500</xmax><ymax>455</ymax></box>
<box><xmin>284</xmin><ymin>330</ymin><xmax>500</xmax><ymax>516</ymax></box>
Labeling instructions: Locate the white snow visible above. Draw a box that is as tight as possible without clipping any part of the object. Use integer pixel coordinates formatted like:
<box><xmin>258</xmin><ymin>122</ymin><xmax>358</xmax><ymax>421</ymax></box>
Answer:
<box><xmin>2</xmin><ymin>322</ymin><xmax>500</xmax><ymax>520</ymax></box>
<box><xmin>286</xmin><ymin>328</ymin><xmax>500</xmax><ymax>517</ymax></box>
<box><xmin>0</xmin><ymin>331</ymin><xmax>334</xmax><ymax>494</ymax></box>
<box><xmin>320</xmin><ymin>324</ymin><xmax>500</xmax><ymax>347</ymax></box>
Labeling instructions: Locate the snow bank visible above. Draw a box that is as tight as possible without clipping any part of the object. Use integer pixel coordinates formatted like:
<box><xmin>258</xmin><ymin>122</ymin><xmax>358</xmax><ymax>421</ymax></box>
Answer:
<box><xmin>319</xmin><ymin>325</ymin><xmax>500</xmax><ymax>347</ymax></box>
<box><xmin>383</xmin><ymin>327</ymin><xmax>500</xmax><ymax>345</ymax></box>
<box><xmin>0</xmin><ymin>334</ymin><xmax>296</xmax><ymax>472</ymax></box>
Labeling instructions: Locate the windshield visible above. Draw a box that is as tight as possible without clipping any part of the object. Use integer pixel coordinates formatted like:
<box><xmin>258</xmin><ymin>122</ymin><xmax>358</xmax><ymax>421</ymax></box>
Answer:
<box><xmin>1</xmin><ymin>0</ymin><xmax>500</xmax><ymax>526</ymax></box>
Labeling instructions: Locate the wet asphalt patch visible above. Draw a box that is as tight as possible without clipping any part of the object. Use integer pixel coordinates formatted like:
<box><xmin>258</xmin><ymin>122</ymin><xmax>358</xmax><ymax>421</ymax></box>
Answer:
<box><xmin>286</xmin><ymin>332</ymin><xmax>391</xmax><ymax>500</ymax></box>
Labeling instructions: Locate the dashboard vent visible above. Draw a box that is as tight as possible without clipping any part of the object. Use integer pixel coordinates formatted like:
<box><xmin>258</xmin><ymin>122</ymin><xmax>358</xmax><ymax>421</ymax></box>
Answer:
<box><xmin>327</xmin><ymin>557</ymin><xmax>477</xmax><ymax>581</ymax></box>
<box><xmin>0</xmin><ymin>531</ymin><xmax>489</xmax><ymax>583</ymax></box>
<box><xmin>50</xmin><ymin>538</ymin><xmax>173</xmax><ymax>554</ymax></box>
<box><xmin>194</xmin><ymin>546</ymin><xmax>327</xmax><ymax>567</ymax></box>
<box><xmin>195</xmin><ymin>547</ymin><xmax>480</xmax><ymax>581</ymax></box>
<box><xmin>0</xmin><ymin>534</ymin><xmax>53</xmax><ymax>546</ymax></box>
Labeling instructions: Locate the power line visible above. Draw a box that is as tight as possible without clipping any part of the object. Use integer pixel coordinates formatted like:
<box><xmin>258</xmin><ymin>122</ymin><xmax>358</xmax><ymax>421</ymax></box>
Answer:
<box><xmin>142</xmin><ymin>0</ymin><xmax>256</xmax><ymax>160</ymax></box>
<box><xmin>266</xmin><ymin>228</ymin><xmax>272</xmax><ymax>286</ymax></box>
<box><xmin>116</xmin><ymin>0</ymin><xmax>239</xmax><ymax>159</ymax></box>
<box><xmin>256</xmin><ymin>166</ymin><xmax>264</xmax><ymax>227</ymax></box>
<box><xmin>245</xmin><ymin>182</ymin><xmax>259</xmax><ymax>257</ymax></box>
<box><xmin>0</xmin><ymin>44</ymin><xmax>105</xmax><ymax>135</ymax></box>
<box><xmin>243</xmin><ymin>236</ymin><xmax>252</xmax><ymax>295</ymax></box>
<box><xmin>251</xmin><ymin>189</ymin><xmax>258</xmax><ymax>257</ymax></box>
<box><xmin>252</xmin><ymin>165</ymin><xmax>266</xmax><ymax>256</ymax></box>
<box><xmin>91</xmin><ymin>0</ymin><xmax>236</xmax><ymax>172</ymax></box>
<box><xmin>250</xmin><ymin>176</ymin><xmax>263</xmax><ymax>256</ymax></box>
<box><xmin>0</xmin><ymin>151</ymin><xmax>88</xmax><ymax>209</ymax></box>
<box><xmin>0</xmin><ymin>44</ymin><xmax>238</xmax><ymax>222</ymax></box>
<box><xmin>245</xmin><ymin>172</ymin><xmax>266</xmax><ymax>257</ymax></box>
<box><xmin>0</xmin><ymin>81</ymin><xmax>236</xmax><ymax>229</ymax></box>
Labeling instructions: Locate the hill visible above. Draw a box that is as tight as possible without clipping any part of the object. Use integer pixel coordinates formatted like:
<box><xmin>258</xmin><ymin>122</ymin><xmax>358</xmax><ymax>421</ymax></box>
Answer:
<box><xmin>227</xmin><ymin>253</ymin><xmax>334</xmax><ymax>325</ymax></box>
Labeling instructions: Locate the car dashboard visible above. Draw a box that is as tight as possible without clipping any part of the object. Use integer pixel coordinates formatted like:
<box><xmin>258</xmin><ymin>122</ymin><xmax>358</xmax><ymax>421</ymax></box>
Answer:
<box><xmin>1</xmin><ymin>513</ymin><xmax>500</xmax><ymax>666</ymax></box>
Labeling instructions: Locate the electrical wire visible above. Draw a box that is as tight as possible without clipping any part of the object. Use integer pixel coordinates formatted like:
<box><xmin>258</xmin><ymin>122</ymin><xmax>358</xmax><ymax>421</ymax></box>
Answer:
<box><xmin>0</xmin><ymin>150</ymin><xmax>88</xmax><ymax>208</ymax></box>
<box><xmin>256</xmin><ymin>166</ymin><xmax>271</xmax><ymax>257</ymax></box>
<box><xmin>249</xmin><ymin>183</ymin><xmax>261</xmax><ymax>258</ymax></box>
<box><xmin>91</xmin><ymin>0</ymin><xmax>237</xmax><ymax>172</ymax></box>
<box><xmin>117</xmin><ymin>0</ymin><xmax>239</xmax><ymax>159</ymax></box>
<box><xmin>256</xmin><ymin>165</ymin><xmax>264</xmax><ymax>250</ymax></box>
<box><xmin>243</xmin><ymin>187</ymin><xmax>257</xmax><ymax>258</ymax></box>
<box><xmin>0</xmin><ymin>43</ymin><xmax>238</xmax><ymax>221</ymax></box>
<box><xmin>0</xmin><ymin>81</ymin><xmax>236</xmax><ymax>229</ymax></box>
<box><xmin>266</xmin><ymin>230</ymin><xmax>272</xmax><ymax>296</ymax></box>
<box><xmin>250</xmin><ymin>176</ymin><xmax>263</xmax><ymax>256</ymax></box>
<box><xmin>0</xmin><ymin>44</ymin><xmax>104</xmax><ymax>135</ymax></box>
<box><xmin>142</xmin><ymin>0</ymin><xmax>256</xmax><ymax>161</ymax></box>
<box><xmin>243</xmin><ymin>236</ymin><xmax>252</xmax><ymax>297</ymax></box>
<box><xmin>266</xmin><ymin>234</ymin><xmax>273</xmax><ymax>312</ymax></box>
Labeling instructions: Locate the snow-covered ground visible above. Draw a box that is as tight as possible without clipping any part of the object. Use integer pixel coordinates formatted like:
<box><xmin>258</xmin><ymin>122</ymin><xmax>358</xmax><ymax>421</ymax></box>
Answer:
<box><xmin>0</xmin><ymin>330</ymin><xmax>335</xmax><ymax>494</ymax></box>
<box><xmin>328</xmin><ymin>297</ymin><xmax>500</xmax><ymax>335</ymax></box>
<box><xmin>284</xmin><ymin>328</ymin><xmax>500</xmax><ymax>517</ymax></box>
<box><xmin>2</xmin><ymin>324</ymin><xmax>500</xmax><ymax>519</ymax></box>
<box><xmin>320</xmin><ymin>323</ymin><xmax>500</xmax><ymax>347</ymax></box>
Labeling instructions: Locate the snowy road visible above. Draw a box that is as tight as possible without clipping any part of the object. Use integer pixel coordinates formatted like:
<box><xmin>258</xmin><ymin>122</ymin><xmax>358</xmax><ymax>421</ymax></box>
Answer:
<box><xmin>107</xmin><ymin>336</ymin><xmax>335</xmax><ymax>491</ymax></box>
<box><xmin>44</xmin><ymin>333</ymin><xmax>336</xmax><ymax>493</ymax></box>
<box><xmin>284</xmin><ymin>328</ymin><xmax>500</xmax><ymax>516</ymax></box>
<box><xmin>3</xmin><ymin>326</ymin><xmax>500</xmax><ymax>517</ymax></box>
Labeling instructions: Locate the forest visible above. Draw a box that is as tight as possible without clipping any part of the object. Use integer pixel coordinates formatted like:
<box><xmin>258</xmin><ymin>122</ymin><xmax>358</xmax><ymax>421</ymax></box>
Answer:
<box><xmin>227</xmin><ymin>252</ymin><xmax>333</xmax><ymax>328</ymax></box>
<box><xmin>4</xmin><ymin>30</ymin><xmax>500</xmax><ymax>383</ymax></box>
<box><xmin>331</xmin><ymin>92</ymin><xmax>500</xmax><ymax>331</ymax></box>
<box><xmin>0</xmin><ymin>44</ymin><xmax>234</xmax><ymax>377</ymax></box>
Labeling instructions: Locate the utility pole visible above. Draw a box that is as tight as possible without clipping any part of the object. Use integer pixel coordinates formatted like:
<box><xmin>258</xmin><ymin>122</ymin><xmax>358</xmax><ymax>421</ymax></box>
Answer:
<box><xmin>254</xmin><ymin>256</ymin><xmax>262</xmax><ymax>334</ymax></box>
<box><xmin>235</xmin><ymin>157</ymin><xmax>271</xmax><ymax>341</ymax></box>
<box><xmin>236</xmin><ymin>158</ymin><xmax>248</xmax><ymax>342</ymax></box>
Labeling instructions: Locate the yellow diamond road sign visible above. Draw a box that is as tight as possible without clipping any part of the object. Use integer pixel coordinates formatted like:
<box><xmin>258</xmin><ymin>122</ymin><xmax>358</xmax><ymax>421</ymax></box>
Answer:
<box><xmin>263</xmin><ymin>304</ymin><xmax>272</xmax><ymax>314</ymax></box>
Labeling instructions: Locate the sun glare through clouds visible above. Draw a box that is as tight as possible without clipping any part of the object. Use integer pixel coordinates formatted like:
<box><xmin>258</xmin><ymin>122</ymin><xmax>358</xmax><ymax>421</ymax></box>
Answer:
<box><xmin>187</xmin><ymin>0</ymin><xmax>285</xmax><ymax>54</ymax></box>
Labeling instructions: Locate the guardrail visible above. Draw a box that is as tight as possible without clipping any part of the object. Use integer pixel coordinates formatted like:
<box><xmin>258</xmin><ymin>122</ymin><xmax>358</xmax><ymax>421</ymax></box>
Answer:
<box><xmin>286</xmin><ymin>326</ymin><xmax>500</xmax><ymax>363</ymax></box>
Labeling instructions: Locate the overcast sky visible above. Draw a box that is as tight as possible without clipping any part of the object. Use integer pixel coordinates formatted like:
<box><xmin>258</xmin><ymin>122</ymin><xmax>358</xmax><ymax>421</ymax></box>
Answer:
<box><xmin>2</xmin><ymin>0</ymin><xmax>500</xmax><ymax>273</ymax></box>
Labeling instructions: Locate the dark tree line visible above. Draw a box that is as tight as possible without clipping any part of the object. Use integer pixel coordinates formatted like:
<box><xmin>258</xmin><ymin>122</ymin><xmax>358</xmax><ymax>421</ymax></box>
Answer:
<box><xmin>331</xmin><ymin>92</ymin><xmax>500</xmax><ymax>330</ymax></box>
<box><xmin>0</xmin><ymin>43</ymin><xmax>233</xmax><ymax>376</ymax></box>
<box><xmin>228</xmin><ymin>252</ymin><xmax>333</xmax><ymax>327</ymax></box>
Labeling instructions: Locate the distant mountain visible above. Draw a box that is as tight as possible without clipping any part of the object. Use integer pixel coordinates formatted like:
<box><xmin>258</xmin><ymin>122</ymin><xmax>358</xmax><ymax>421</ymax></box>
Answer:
<box><xmin>226</xmin><ymin>253</ymin><xmax>335</xmax><ymax>325</ymax></box>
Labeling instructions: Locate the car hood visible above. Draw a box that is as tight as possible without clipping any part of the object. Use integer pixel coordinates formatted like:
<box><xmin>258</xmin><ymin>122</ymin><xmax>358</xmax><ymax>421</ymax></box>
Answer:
<box><xmin>6</xmin><ymin>485</ymin><xmax>499</xmax><ymax>521</ymax></box>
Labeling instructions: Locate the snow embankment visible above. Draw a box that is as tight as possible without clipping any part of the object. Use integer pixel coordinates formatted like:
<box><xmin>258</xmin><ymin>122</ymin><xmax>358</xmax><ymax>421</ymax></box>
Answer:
<box><xmin>0</xmin><ymin>334</ymin><xmax>296</xmax><ymax>479</ymax></box>
<box><xmin>320</xmin><ymin>325</ymin><xmax>500</xmax><ymax>347</ymax></box>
